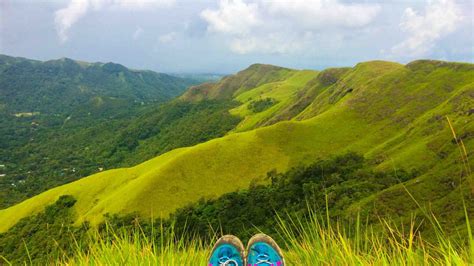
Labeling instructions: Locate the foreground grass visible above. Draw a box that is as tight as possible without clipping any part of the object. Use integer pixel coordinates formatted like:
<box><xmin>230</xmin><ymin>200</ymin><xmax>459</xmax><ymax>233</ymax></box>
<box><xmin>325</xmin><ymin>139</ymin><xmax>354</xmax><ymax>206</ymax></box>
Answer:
<box><xmin>63</xmin><ymin>211</ymin><xmax>473</xmax><ymax>266</ymax></box>
<box><xmin>279</xmin><ymin>212</ymin><xmax>473</xmax><ymax>265</ymax></box>
<box><xmin>67</xmin><ymin>232</ymin><xmax>209</xmax><ymax>265</ymax></box>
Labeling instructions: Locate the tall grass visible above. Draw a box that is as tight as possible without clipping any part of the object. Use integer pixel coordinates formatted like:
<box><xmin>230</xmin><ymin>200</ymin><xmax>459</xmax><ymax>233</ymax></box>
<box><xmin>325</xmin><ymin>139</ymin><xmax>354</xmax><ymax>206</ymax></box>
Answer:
<box><xmin>278</xmin><ymin>210</ymin><xmax>472</xmax><ymax>265</ymax></box>
<box><xmin>65</xmin><ymin>223</ymin><xmax>209</xmax><ymax>265</ymax></box>
<box><xmin>62</xmin><ymin>209</ymin><xmax>472</xmax><ymax>266</ymax></box>
<box><xmin>446</xmin><ymin>116</ymin><xmax>473</xmax><ymax>198</ymax></box>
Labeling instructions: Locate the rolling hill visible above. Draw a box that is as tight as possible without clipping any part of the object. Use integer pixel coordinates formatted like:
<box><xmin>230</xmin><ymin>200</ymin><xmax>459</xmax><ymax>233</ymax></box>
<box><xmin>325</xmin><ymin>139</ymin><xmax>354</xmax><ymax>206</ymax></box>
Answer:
<box><xmin>0</xmin><ymin>59</ymin><xmax>472</xmax><ymax>233</ymax></box>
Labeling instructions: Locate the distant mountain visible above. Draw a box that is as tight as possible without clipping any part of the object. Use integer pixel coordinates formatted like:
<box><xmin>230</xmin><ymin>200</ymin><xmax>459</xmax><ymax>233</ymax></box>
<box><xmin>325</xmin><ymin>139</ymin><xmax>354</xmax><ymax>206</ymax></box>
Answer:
<box><xmin>172</xmin><ymin>73</ymin><xmax>225</xmax><ymax>83</ymax></box>
<box><xmin>1</xmin><ymin>59</ymin><xmax>472</xmax><ymax>234</ymax></box>
<box><xmin>0</xmin><ymin>54</ymin><xmax>197</xmax><ymax>115</ymax></box>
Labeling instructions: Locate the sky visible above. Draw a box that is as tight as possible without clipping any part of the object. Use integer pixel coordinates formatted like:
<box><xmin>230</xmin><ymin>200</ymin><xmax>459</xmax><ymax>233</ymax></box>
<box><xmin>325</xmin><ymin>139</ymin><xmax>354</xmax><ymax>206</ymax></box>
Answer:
<box><xmin>0</xmin><ymin>0</ymin><xmax>473</xmax><ymax>74</ymax></box>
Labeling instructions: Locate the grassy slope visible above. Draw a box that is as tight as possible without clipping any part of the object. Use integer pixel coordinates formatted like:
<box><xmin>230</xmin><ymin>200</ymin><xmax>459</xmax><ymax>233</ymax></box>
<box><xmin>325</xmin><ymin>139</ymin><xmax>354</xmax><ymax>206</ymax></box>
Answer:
<box><xmin>229</xmin><ymin>70</ymin><xmax>319</xmax><ymax>132</ymax></box>
<box><xmin>180</xmin><ymin>64</ymin><xmax>294</xmax><ymax>101</ymax></box>
<box><xmin>1</xmin><ymin>60</ymin><xmax>472</xmax><ymax>232</ymax></box>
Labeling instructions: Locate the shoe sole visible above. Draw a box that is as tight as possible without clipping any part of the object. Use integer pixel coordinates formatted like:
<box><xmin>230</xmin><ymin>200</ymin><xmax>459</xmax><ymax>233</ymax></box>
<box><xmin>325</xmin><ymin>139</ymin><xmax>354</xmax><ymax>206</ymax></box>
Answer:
<box><xmin>209</xmin><ymin>234</ymin><xmax>246</xmax><ymax>265</ymax></box>
<box><xmin>246</xmin><ymin>233</ymin><xmax>285</xmax><ymax>266</ymax></box>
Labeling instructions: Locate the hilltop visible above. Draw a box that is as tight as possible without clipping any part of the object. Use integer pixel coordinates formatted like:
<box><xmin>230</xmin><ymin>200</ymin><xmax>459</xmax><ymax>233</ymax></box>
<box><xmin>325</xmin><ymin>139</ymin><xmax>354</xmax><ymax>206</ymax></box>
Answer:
<box><xmin>0</xmin><ymin>59</ymin><xmax>472</xmax><ymax>233</ymax></box>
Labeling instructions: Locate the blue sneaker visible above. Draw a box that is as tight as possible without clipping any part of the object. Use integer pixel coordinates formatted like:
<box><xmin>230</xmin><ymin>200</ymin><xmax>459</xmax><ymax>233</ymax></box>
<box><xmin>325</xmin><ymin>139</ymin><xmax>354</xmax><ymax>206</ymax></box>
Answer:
<box><xmin>209</xmin><ymin>235</ymin><xmax>245</xmax><ymax>266</ymax></box>
<box><xmin>246</xmin><ymin>233</ymin><xmax>285</xmax><ymax>266</ymax></box>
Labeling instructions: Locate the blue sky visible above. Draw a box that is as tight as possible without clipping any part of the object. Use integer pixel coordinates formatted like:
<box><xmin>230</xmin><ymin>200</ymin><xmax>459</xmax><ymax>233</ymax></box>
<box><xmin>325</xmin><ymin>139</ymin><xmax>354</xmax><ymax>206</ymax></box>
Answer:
<box><xmin>1</xmin><ymin>0</ymin><xmax>473</xmax><ymax>73</ymax></box>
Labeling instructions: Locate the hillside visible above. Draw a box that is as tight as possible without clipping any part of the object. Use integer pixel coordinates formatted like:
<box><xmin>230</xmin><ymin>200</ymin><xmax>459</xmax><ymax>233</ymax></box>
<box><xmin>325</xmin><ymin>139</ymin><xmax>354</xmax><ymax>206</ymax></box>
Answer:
<box><xmin>0</xmin><ymin>55</ymin><xmax>213</xmax><ymax>207</ymax></box>
<box><xmin>0</xmin><ymin>59</ymin><xmax>473</xmax><ymax>233</ymax></box>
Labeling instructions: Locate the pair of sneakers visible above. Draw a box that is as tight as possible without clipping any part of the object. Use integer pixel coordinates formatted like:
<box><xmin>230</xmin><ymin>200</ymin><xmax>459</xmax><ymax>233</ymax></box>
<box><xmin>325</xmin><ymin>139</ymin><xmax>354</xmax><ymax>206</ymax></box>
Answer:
<box><xmin>208</xmin><ymin>233</ymin><xmax>285</xmax><ymax>266</ymax></box>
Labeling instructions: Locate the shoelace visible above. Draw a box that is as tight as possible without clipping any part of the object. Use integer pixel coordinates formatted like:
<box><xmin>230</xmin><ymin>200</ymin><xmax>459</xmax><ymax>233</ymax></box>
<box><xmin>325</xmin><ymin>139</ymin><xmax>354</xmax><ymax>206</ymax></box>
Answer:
<box><xmin>255</xmin><ymin>253</ymin><xmax>272</xmax><ymax>265</ymax></box>
<box><xmin>218</xmin><ymin>256</ymin><xmax>238</xmax><ymax>266</ymax></box>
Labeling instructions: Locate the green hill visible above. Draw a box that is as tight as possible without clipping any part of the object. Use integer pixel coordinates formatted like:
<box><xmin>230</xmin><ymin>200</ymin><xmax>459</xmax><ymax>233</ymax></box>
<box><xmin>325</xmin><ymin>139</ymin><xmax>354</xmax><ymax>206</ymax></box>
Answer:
<box><xmin>0</xmin><ymin>59</ymin><xmax>472</xmax><ymax>233</ymax></box>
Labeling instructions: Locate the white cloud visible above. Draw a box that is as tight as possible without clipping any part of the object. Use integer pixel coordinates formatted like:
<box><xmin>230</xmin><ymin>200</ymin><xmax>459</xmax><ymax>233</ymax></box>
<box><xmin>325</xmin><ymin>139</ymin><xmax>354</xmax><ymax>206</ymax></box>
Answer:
<box><xmin>264</xmin><ymin>0</ymin><xmax>380</xmax><ymax>29</ymax></box>
<box><xmin>200</xmin><ymin>0</ymin><xmax>380</xmax><ymax>54</ymax></box>
<box><xmin>133</xmin><ymin>26</ymin><xmax>144</xmax><ymax>40</ymax></box>
<box><xmin>55</xmin><ymin>0</ymin><xmax>89</xmax><ymax>43</ymax></box>
<box><xmin>391</xmin><ymin>0</ymin><xmax>463</xmax><ymax>57</ymax></box>
<box><xmin>230</xmin><ymin>31</ymin><xmax>314</xmax><ymax>55</ymax></box>
<box><xmin>158</xmin><ymin>32</ymin><xmax>177</xmax><ymax>43</ymax></box>
<box><xmin>55</xmin><ymin>0</ymin><xmax>175</xmax><ymax>43</ymax></box>
<box><xmin>200</xmin><ymin>0</ymin><xmax>260</xmax><ymax>35</ymax></box>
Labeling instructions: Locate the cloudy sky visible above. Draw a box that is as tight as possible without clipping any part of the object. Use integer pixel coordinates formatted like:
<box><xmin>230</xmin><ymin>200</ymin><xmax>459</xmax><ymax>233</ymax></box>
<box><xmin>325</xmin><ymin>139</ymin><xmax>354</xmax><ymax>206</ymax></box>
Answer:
<box><xmin>1</xmin><ymin>0</ymin><xmax>473</xmax><ymax>73</ymax></box>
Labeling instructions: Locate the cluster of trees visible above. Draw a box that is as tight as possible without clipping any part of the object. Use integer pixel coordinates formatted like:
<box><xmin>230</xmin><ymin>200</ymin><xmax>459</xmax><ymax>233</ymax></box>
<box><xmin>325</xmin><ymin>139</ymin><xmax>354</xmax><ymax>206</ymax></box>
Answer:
<box><xmin>248</xmin><ymin>98</ymin><xmax>277</xmax><ymax>113</ymax></box>
<box><xmin>0</xmin><ymin>195</ymin><xmax>88</xmax><ymax>264</ymax></box>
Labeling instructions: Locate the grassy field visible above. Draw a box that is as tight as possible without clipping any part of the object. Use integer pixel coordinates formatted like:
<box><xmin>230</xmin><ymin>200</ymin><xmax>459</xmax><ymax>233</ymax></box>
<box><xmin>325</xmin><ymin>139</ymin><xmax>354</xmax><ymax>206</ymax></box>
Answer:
<box><xmin>56</xmin><ymin>207</ymin><xmax>473</xmax><ymax>266</ymax></box>
<box><xmin>0</xmin><ymin>59</ymin><xmax>472</xmax><ymax>236</ymax></box>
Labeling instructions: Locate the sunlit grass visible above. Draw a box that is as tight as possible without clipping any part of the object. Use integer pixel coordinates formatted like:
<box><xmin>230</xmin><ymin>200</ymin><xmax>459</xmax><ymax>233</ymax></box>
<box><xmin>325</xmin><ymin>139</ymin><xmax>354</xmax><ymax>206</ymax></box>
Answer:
<box><xmin>278</xmin><ymin>210</ymin><xmax>472</xmax><ymax>265</ymax></box>
<box><xmin>61</xmin><ymin>208</ymin><xmax>472</xmax><ymax>266</ymax></box>
<box><xmin>65</xmin><ymin>223</ymin><xmax>209</xmax><ymax>266</ymax></box>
